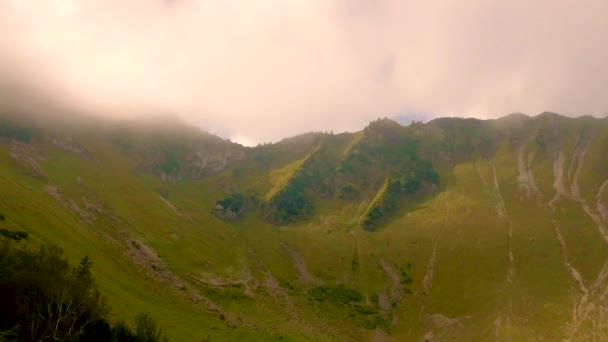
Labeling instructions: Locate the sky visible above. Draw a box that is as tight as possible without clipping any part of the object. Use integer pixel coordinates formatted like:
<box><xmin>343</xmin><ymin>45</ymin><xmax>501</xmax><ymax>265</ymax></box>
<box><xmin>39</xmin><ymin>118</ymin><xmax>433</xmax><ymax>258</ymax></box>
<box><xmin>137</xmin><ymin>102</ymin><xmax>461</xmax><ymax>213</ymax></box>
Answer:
<box><xmin>1</xmin><ymin>0</ymin><xmax>607</xmax><ymax>145</ymax></box>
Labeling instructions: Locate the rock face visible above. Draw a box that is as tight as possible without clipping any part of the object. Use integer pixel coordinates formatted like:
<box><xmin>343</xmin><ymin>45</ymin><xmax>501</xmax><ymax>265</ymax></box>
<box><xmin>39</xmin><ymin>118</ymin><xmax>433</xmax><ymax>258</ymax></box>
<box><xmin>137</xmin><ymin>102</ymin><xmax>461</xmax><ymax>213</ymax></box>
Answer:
<box><xmin>214</xmin><ymin>204</ymin><xmax>240</xmax><ymax>219</ymax></box>
<box><xmin>159</xmin><ymin>147</ymin><xmax>245</xmax><ymax>182</ymax></box>
<box><xmin>214</xmin><ymin>192</ymin><xmax>246</xmax><ymax>219</ymax></box>
<box><xmin>102</xmin><ymin>118</ymin><xmax>247</xmax><ymax>182</ymax></box>
<box><xmin>47</xmin><ymin>137</ymin><xmax>92</xmax><ymax>160</ymax></box>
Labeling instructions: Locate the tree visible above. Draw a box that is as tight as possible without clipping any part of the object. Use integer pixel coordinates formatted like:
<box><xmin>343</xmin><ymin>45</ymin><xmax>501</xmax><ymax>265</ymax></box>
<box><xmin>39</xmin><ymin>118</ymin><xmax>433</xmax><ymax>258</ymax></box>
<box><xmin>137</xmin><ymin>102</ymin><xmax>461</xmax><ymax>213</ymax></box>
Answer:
<box><xmin>135</xmin><ymin>313</ymin><xmax>168</xmax><ymax>342</ymax></box>
<box><xmin>0</xmin><ymin>240</ymin><xmax>170</xmax><ymax>341</ymax></box>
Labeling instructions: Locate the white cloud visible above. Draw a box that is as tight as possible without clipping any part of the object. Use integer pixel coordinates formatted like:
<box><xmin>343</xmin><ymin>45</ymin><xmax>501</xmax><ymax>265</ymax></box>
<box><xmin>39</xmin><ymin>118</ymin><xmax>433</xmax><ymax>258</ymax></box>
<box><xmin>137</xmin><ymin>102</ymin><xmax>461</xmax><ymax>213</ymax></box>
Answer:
<box><xmin>1</xmin><ymin>0</ymin><xmax>607</xmax><ymax>143</ymax></box>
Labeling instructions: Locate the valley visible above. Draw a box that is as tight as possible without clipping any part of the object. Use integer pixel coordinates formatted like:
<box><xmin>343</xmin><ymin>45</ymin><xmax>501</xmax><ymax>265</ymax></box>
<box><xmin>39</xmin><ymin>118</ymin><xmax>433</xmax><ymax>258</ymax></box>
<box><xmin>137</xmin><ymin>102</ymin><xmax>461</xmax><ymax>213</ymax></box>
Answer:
<box><xmin>1</xmin><ymin>112</ymin><xmax>608</xmax><ymax>341</ymax></box>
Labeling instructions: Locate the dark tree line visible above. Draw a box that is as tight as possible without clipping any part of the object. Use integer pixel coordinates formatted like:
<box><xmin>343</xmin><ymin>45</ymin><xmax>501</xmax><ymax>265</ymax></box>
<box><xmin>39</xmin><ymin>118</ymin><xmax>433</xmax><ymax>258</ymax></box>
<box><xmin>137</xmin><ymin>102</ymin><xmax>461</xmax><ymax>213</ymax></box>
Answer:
<box><xmin>363</xmin><ymin>160</ymin><xmax>439</xmax><ymax>230</ymax></box>
<box><xmin>0</xmin><ymin>239</ymin><xmax>168</xmax><ymax>341</ymax></box>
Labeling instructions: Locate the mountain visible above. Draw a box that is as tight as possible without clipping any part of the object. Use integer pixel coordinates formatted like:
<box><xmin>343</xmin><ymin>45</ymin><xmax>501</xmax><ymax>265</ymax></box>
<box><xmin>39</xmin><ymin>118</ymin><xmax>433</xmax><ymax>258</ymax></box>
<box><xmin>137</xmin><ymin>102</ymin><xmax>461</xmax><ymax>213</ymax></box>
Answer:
<box><xmin>1</xmin><ymin>111</ymin><xmax>608</xmax><ymax>341</ymax></box>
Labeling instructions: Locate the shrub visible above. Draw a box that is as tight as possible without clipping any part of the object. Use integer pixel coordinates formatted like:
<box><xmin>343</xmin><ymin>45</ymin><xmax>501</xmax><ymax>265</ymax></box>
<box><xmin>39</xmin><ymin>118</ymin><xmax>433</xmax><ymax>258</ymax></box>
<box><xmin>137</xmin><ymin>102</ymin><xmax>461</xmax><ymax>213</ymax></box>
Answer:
<box><xmin>308</xmin><ymin>286</ymin><xmax>363</xmax><ymax>305</ymax></box>
<box><xmin>110</xmin><ymin>321</ymin><xmax>136</xmax><ymax>342</ymax></box>
<box><xmin>354</xmin><ymin>305</ymin><xmax>377</xmax><ymax>315</ymax></box>
<box><xmin>270</xmin><ymin>179</ymin><xmax>313</xmax><ymax>224</ymax></box>
<box><xmin>363</xmin><ymin>160</ymin><xmax>439</xmax><ymax>230</ymax></box>
<box><xmin>339</xmin><ymin>184</ymin><xmax>360</xmax><ymax>200</ymax></box>
<box><xmin>0</xmin><ymin>119</ymin><xmax>34</xmax><ymax>142</ymax></box>
<box><xmin>216</xmin><ymin>192</ymin><xmax>246</xmax><ymax>215</ymax></box>
<box><xmin>135</xmin><ymin>313</ymin><xmax>168</xmax><ymax>342</ymax></box>
<box><xmin>0</xmin><ymin>229</ymin><xmax>28</xmax><ymax>241</ymax></box>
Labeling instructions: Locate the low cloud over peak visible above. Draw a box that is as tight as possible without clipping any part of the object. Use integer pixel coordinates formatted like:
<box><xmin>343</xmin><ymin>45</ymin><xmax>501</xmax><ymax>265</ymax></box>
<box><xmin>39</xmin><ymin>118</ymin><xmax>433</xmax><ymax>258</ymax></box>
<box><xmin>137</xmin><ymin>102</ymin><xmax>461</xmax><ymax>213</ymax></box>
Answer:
<box><xmin>1</xmin><ymin>0</ymin><xmax>607</xmax><ymax>145</ymax></box>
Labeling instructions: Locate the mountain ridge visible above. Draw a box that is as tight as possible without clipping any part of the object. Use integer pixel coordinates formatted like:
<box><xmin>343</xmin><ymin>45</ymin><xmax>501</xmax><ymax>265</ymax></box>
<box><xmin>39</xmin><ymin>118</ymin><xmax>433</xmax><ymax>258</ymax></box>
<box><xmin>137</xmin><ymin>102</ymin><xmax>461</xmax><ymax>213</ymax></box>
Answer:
<box><xmin>1</xmin><ymin>110</ymin><xmax>608</xmax><ymax>340</ymax></box>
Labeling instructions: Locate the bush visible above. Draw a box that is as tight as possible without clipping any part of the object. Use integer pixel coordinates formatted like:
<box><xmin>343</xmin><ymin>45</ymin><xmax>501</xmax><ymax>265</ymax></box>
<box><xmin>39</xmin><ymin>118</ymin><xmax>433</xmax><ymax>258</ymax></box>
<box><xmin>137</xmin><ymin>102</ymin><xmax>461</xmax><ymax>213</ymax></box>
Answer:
<box><xmin>216</xmin><ymin>192</ymin><xmax>246</xmax><ymax>215</ymax></box>
<box><xmin>354</xmin><ymin>305</ymin><xmax>377</xmax><ymax>315</ymax></box>
<box><xmin>308</xmin><ymin>286</ymin><xmax>363</xmax><ymax>305</ymax></box>
<box><xmin>270</xmin><ymin>179</ymin><xmax>313</xmax><ymax>224</ymax></box>
<box><xmin>363</xmin><ymin>160</ymin><xmax>439</xmax><ymax>231</ymax></box>
<box><xmin>135</xmin><ymin>313</ymin><xmax>168</xmax><ymax>342</ymax></box>
<box><xmin>14</xmin><ymin>231</ymin><xmax>27</xmax><ymax>239</ymax></box>
<box><xmin>0</xmin><ymin>213</ymin><xmax>5</xmax><ymax>221</ymax></box>
<box><xmin>110</xmin><ymin>321</ymin><xmax>136</xmax><ymax>342</ymax></box>
<box><xmin>0</xmin><ymin>119</ymin><xmax>34</xmax><ymax>142</ymax></box>
<box><xmin>0</xmin><ymin>229</ymin><xmax>28</xmax><ymax>241</ymax></box>
<box><xmin>339</xmin><ymin>184</ymin><xmax>360</xmax><ymax>200</ymax></box>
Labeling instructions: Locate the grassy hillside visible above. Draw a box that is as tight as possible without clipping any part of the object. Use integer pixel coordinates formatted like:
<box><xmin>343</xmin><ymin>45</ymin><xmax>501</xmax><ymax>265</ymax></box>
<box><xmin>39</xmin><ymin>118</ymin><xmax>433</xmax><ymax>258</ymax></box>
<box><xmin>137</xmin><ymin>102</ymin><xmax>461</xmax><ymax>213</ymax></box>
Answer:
<box><xmin>1</xmin><ymin>113</ymin><xmax>608</xmax><ymax>340</ymax></box>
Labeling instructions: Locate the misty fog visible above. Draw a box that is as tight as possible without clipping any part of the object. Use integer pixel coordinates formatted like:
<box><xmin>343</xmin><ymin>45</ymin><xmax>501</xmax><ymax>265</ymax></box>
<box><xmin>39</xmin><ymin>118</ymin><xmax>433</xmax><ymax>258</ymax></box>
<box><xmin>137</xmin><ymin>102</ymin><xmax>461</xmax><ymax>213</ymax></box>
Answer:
<box><xmin>1</xmin><ymin>0</ymin><xmax>607</xmax><ymax>145</ymax></box>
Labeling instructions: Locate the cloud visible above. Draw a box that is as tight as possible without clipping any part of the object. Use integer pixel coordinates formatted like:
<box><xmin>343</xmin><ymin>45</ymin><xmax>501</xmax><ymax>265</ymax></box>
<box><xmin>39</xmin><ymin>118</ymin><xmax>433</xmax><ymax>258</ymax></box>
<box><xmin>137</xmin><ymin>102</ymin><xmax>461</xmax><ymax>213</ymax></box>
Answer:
<box><xmin>1</xmin><ymin>0</ymin><xmax>607</xmax><ymax>145</ymax></box>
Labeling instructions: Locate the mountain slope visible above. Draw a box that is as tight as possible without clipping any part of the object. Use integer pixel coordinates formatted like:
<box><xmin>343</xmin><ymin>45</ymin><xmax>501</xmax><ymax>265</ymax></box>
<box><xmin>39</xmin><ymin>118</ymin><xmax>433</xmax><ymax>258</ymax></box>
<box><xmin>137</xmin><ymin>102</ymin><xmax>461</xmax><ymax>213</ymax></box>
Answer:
<box><xmin>1</xmin><ymin>112</ymin><xmax>608</xmax><ymax>341</ymax></box>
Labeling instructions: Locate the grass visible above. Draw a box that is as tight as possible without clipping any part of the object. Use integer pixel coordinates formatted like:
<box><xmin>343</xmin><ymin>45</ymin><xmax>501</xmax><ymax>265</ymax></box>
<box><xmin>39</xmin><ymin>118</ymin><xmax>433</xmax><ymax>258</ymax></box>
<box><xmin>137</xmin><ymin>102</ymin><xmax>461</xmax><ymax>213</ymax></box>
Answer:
<box><xmin>1</xmin><ymin>113</ymin><xmax>608</xmax><ymax>340</ymax></box>
<box><xmin>264</xmin><ymin>154</ymin><xmax>311</xmax><ymax>202</ymax></box>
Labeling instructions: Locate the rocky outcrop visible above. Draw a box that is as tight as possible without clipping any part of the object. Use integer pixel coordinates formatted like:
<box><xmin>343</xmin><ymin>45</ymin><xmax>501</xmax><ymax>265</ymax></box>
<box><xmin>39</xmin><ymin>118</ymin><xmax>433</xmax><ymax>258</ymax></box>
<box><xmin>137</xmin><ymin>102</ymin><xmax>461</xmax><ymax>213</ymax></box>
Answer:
<box><xmin>214</xmin><ymin>203</ymin><xmax>240</xmax><ymax>219</ymax></box>
<box><xmin>47</xmin><ymin>136</ymin><xmax>92</xmax><ymax>160</ymax></box>
<box><xmin>159</xmin><ymin>147</ymin><xmax>245</xmax><ymax>182</ymax></box>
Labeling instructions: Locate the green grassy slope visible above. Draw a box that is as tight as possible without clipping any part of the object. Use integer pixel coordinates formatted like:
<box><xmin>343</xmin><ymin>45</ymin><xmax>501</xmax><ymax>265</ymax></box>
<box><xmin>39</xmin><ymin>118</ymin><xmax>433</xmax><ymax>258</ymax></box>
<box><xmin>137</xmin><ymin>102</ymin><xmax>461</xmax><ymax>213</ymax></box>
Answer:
<box><xmin>1</xmin><ymin>113</ymin><xmax>608</xmax><ymax>341</ymax></box>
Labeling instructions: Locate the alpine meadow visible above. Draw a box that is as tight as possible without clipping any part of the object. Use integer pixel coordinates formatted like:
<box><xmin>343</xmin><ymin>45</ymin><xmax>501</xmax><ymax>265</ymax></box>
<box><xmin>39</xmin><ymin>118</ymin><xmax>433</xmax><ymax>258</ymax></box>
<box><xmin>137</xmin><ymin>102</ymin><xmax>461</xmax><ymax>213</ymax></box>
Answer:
<box><xmin>2</xmin><ymin>1</ymin><xmax>608</xmax><ymax>341</ymax></box>
<box><xmin>2</xmin><ymin>112</ymin><xmax>608</xmax><ymax>340</ymax></box>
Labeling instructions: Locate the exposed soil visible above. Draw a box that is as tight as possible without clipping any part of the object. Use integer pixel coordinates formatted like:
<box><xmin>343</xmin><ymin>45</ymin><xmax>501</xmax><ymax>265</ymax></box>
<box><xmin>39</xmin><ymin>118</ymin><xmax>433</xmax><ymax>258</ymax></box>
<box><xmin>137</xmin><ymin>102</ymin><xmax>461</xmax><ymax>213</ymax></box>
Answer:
<box><xmin>597</xmin><ymin>180</ymin><xmax>608</xmax><ymax>222</ymax></box>
<box><xmin>44</xmin><ymin>185</ymin><xmax>93</xmax><ymax>222</ymax></box>
<box><xmin>549</xmin><ymin>150</ymin><xmax>569</xmax><ymax>206</ymax></box>
<box><xmin>422</xmin><ymin>238</ymin><xmax>439</xmax><ymax>295</ymax></box>
<box><xmin>281</xmin><ymin>242</ymin><xmax>322</xmax><ymax>285</ymax></box>
<box><xmin>551</xmin><ymin>133</ymin><xmax>608</xmax><ymax>340</ymax></box>
<box><xmin>490</xmin><ymin>161</ymin><xmax>507</xmax><ymax>218</ymax></box>
<box><xmin>421</xmin><ymin>314</ymin><xmax>464</xmax><ymax>342</ymax></box>
<box><xmin>158</xmin><ymin>195</ymin><xmax>181</xmax><ymax>216</ymax></box>
<box><xmin>490</xmin><ymin>161</ymin><xmax>515</xmax><ymax>283</ymax></box>
<box><xmin>517</xmin><ymin>145</ymin><xmax>540</xmax><ymax>198</ymax></box>
<box><xmin>8</xmin><ymin>140</ymin><xmax>45</xmax><ymax>177</ymax></box>
<box><xmin>47</xmin><ymin>137</ymin><xmax>92</xmax><ymax>160</ymax></box>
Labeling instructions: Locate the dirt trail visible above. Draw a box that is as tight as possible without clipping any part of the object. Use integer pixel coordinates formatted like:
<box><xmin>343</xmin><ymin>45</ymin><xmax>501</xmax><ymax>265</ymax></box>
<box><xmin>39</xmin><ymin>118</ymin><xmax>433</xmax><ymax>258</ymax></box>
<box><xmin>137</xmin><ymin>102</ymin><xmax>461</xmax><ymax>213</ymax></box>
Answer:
<box><xmin>474</xmin><ymin>162</ymin><xmax>488</xmax><ymax>187</ymax></box>
<box><xmin>553</xmin><ymin>220</ymin><xmax>588</xmax><ymax>296</ymax></box>
<box><xmin>517</xmin><ymin>145</ymin><xmax>540</xmax><ymax>198</ymax></box>
<box><xmin>381</xmin><ymin>259</ymin><xmax>402</xmax><ymax>302</ymax></box>
<box><xmin>370</xmin><ymin>329</ymin><xmax>390</xmax><ymax>342</ymax></box>
<box><xmin>490</xmin><ymin>161</ymin><xmax>507</xmax><ymax>218</ymax></box>
<box><xmin>281</xmin><ymin>242</ymin><xmax>321</xmax><ymax>285</ymax></box>
<box><xmin>262</xmin><ymin>270</ymin><xmax>292</xmax><ymax>306</ymax></box>
<box><xmin>553</xmin><ymin>220</ymin><xmax>589</xmax><ymax>339</ymax></box>
<box><xmin>490</xmin><ymin>161</ymin><xmax>515</xmax><ymax>284</ymax></box>
<box><xmin>570</xmin><ymin>135</ymin><xmax>593</xmax><ymax>200</ymax></box>
<box><xmin>44</xmin><ymin>185</ymin><xmax>93</xmax><ymax>222</ymax></box>
<box><xmin>380</xmin><ymin>259</ymin><xmax>403</xmax><ymax>326</ymax></box>
<box><xmin>597</xmin><ymin>180</ymin><xmax>608</xmax><ymax>222</ymax></box>
<box><xmin>493</xmin><ymin>315</ymin><xmax>502</xmax><ymax>340</ymax></box>
<box><xmin>8</xmin><ymin>140</ymin><xmax>45</xmax><ymax>177</ymax></box>
<box><xmin>556</xmin><ymin>134</ymin><xmax>608</xmax><ymax>339</ymax></box>
<box><xmin>564</xmin><ymin>134</ymin><xmax>608</xmax><ymax>244</ymax></box>
<box><xmin>567</xmin><ymin>260</ymin><xmax>608</xmax><ymax>340</ymax></box>
<box><xmin>422</xmin><ymin>314</ymin><xmax>464</xmax><ymax>342</ymax></box>
<box><xmin>506</xmin><ymin>314</ymin><xmax>512</xmax><ymax>342</ymax></box>
<box><xmin>377</xmin><ymin>289</ymin><xmax>392</xmax><ymax>317</ymax></box>
<box><xmin>527</xmin><ymin>151</ymin><xmax>539</xmax><ymax>190</ymax></box>
<box><xmin>582</xmin><ymin>204</ymin><xmax>608</xmax><ymax>244</ymax></box>
<box><xmin>422</xmin><ymin>237</ymin><xmax>439</xmax><ymax>295</ymax></box>
<box><xmin>549</xmin><ymin>132</ymin><xmax>592</xmax><ymax>206</ymax></box>
<box><xmin>423</xmin><ymin>201</ymin><xmax>449</xmax><ymax>295</ymax></box>
<box><xmin>158</xmin><ymin>196</ymin><xmax>181</xmax><ymax>216</ymax></box>
<box><xmin>247</xmin><ymin>247</ymin><xmax>294</xmax><ymax>312</ymax></box>
<box><xmin>549</xmin><ymin>150</ymin><xmax>569</xmax><ymax>206</ymax></box>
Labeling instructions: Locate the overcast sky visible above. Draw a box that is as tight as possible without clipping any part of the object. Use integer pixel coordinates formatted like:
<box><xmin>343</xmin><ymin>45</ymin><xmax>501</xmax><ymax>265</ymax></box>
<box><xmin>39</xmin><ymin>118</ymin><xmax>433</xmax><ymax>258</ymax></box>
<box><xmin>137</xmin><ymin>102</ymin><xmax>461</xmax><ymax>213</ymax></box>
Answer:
<box><xmin>1</xmin><ymin>0</ymin><xmax>607</xmax><ymax>145</ymax></box>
